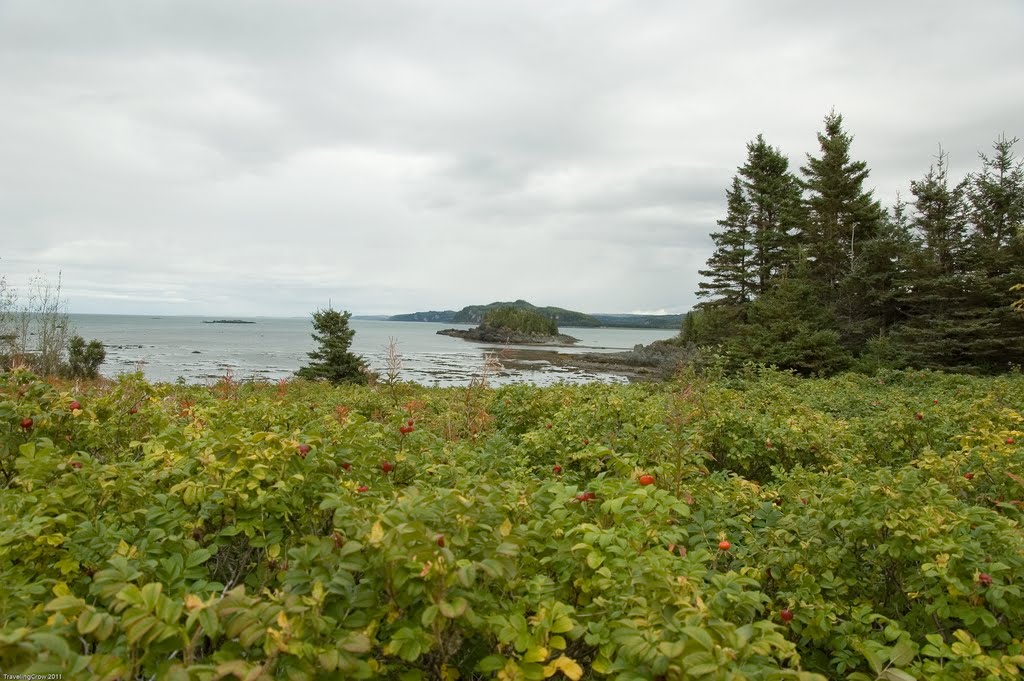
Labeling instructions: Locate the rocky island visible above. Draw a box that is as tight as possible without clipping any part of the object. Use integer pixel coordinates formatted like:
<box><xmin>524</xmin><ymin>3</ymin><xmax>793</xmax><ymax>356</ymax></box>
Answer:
<box><xmin>438</xmin><ymin>306</ymin><xmax>579</xmax><ymax>346</ymax></box>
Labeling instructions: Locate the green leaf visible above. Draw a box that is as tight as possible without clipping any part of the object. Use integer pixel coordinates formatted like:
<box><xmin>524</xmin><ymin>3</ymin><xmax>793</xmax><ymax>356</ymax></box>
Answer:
<box><xmin>77</xmin><ymin>610</ymin><xmax>101</xmax><ymax>635</ymax></box>
<box><xmin>186</xmin><ymin>548</ymin><xmax>213</xmax><ymax>568</ymax></box>
<box><xmin>477</xmin><ymin>655</ymin><xmax>506</xmax><ymax>672</ymax></box>
<box><xmin>28</xmin><ymin>632</ymin><xmax>71</xmax><ymax>658</ymax></box>
<box><xmin>862</xmin><ymin>646</ymin><xmax>885</xmax><ymax>675</ymax></box>
<box><xmin>682</xmin><ymin>626</ymin><xmax>715</xmax><ymax>651</ymax></box>
<box><xmin>890</xmin><ymin>639</ymin><xmax>917</xmax><ymax>667</ymax></box>
<box><xmin>45</xmin><ymin>595</ymin><xmax>84</xmax><ymax>612</ymax></box>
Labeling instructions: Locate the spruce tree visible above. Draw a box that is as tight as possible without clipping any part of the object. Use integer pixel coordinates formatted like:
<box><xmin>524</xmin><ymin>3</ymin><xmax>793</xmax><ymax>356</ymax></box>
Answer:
<box><xmin>691</xmin><ymin>136</ymin><xmax>802</xmax><ymax>348</ymax></box>
<box><xmin>911</xmin><ymin>147</ymin><xmax>969</xmax><ymax>275</ymax></box>
<box><xmin>296</xmin><ymin>308</ymin><xmax>368</xmax><ymax>384</ymax></box>
<box><xmin>959</xmin><ymin>135</ymin><xmax>1024</xmax><ymax>368</ymax></box>
<box><xmin>740</xmin><ymin>135</ymin><xmax>804</xmax><ymax>295</ymax></box>
<box><xmin>800</xmin><ymin>112</ymin><xmax>889</xmax><ymax>351</ymax></box>
<box><xmin>800</xmin><ymin>112</ymin><xmax>885</xmax><ymax>294</ymax></box>
<box><xmin>725</xmin><ymin>260</ymin><xmax>851</xmax><ymax>376</ymax></box>
<box><xmin>697</xmin><ymin>176</ymin><xmax>754</xmax><ymax>308</ymax></box>
<box><xmin>849</xmin><ymin>196</ymin><xmax>916</xmax><ymax>332</ymax></box>
<box><xmin>966</xmin><ymin>134</ymin><xmax>1024</xmax><ymax>269</ymax></box>
<box><xmin>891</xmin><ymin>149</ymin><xmax>974</xmax><ymax>370</ymax></box>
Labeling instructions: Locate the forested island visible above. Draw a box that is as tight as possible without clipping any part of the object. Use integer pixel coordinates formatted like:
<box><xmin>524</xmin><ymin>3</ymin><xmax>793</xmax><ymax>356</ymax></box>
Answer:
<box><xmin>201</xmin><ymin>319</ymin><xmax>256</xmax><ymax>324</ymax></box>
<box><xmin>438</xmin><ymin>305</ymin><xmax>580</xmax><ymax>345</ymax></box>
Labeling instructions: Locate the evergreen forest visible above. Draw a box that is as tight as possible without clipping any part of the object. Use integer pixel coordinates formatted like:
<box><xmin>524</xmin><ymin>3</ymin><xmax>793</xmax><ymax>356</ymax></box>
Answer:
<box><xmin>685</xmin><ymin>112</ymin><xmax>1024</xmax><ymax>375</ymax></box>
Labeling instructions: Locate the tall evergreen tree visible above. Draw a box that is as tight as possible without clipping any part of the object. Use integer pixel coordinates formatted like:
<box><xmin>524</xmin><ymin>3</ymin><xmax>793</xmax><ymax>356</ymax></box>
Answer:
<box><xmin>857</xmin><ymin>195</ymin><xmax>916</xmax><ymax>331</ymax></box>
<box><xmin>958</xmin><ymin>135</ymin><xmax>1024</xmax><ymax>368</ymax></box>
<box><xmin>697</xmin><ymin>176</ymin><xmax>754</xmax><ymax>308</ymax></box>
<box><xmin>800</xmin><ymin>112</ymin><xmax>885</xmax><ymax>294</ymax></box>
<box><xmin>691</xmin><ymin>136</ymin><xmax>801</xmax><ymax>345</ymax></box>
<box><xmin>966</xmin><ymin>134</ymin><xmax>1024</xmax><ymax>269</ymax></box>
<box><xmin>911</xmin><ymin>147</ymin><xmax>968</xmax><ymax>275</ymax></box>
<box><xmin>740</xmin><ymin>135</ymin><xmax>804</xmax><ymax>295</ymax></box>
<box><xmin>891</xmin><ymin>149</ymin><xmax>974</xmax><ymax>370</ymax></box>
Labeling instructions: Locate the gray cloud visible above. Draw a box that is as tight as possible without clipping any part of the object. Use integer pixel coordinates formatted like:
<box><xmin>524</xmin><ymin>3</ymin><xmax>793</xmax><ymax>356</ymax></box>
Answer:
<box><xmin>1</xmin><ymin>0</ymin><xmax>1022</xmax><ymax>316</ymax></box>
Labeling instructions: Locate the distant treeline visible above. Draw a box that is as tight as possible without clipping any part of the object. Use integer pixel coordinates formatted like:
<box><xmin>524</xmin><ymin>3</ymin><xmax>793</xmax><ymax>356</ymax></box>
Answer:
<box><xmin>686</xmin><ymin>111</ymin><xmax>1024</xmax><ymax>375</ymax></box>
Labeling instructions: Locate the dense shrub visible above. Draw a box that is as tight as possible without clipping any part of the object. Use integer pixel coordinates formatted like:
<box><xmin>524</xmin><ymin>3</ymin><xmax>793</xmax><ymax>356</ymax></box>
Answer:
<box><xmin>1</xmin><ymin>368</ymin><xmax>1022</xmax><ymax>679</ymax></box>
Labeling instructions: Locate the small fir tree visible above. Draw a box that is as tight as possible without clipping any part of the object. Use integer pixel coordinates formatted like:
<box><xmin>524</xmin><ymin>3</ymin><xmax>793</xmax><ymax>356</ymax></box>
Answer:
<box><xmin>296</xmin><ymin>307</ymin><xmax>368</xmax><ymax>384</ymax></box>
<box><xmin>66</xmin><ymin>335</ymin><xmax>106</xmax><ymax>379</ymax></box>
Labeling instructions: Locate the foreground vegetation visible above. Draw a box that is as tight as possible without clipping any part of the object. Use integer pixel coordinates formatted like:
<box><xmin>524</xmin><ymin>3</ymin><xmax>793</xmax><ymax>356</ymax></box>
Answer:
<box><xmin>1</xmin><ymin>367</ymin><xmax>1023</xmax><ymax>680</ymax></box>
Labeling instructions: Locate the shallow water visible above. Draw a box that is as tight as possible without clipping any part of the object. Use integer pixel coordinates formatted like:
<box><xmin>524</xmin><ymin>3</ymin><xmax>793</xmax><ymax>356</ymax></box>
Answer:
<box><xmin>69</xmin><ymin>315</ymin><xmax>678</xmax><ymax>387</ymax></box>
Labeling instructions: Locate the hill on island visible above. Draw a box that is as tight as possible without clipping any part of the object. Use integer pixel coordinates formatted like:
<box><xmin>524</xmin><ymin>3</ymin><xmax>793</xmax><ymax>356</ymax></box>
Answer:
<box><xmin>390</xmin><ymin>300</ymin><xmax>684</xmax><ymax>329</ymax></box>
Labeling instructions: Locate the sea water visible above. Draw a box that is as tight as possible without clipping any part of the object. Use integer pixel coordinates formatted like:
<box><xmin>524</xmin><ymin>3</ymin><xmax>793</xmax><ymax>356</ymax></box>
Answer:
<box><xmin>68</xmin><ymin>315</ymin><xmax>679</xmax><ymax>386</ymax></box>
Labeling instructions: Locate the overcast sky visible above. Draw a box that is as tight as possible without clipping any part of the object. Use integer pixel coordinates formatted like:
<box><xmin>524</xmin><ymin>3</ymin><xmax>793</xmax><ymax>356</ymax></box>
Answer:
<box><xmin>1</xmin><ymin>1</ymin><xmax>1022</xmax><ymax>316</ymax></box>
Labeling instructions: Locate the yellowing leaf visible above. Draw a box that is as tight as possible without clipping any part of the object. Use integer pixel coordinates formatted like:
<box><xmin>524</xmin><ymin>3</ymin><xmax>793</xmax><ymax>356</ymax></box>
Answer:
<box><xmin>276</xmin><ymin>610</ymin><xmax>291</xmax><ymax>631</ymax></box>
<box><xmin>55</xmin><ymin>558</ymin><xmax>79</xmax><ymax>576</ymax></box>
<box><xmin>500</xmin><ymin>519</ymin><xmax>513</xmax><ymax>537</ymax></box>
<box><xmin>116</xmin><ymin>539</ymin><xmax>138</xmax><ymax>558</ymax></box>
<box><xmin>184</xmin><ymin>594</ymin><xmax>205</xmax><ymax>612</ymax></box>
<box><xmin>543</xmin><ymin>656</ymin><xmax>583</xmax><ymax>681</ymax></box>
<box><xmin>369</xmin><ymin>521</ymin><xmax>385</xmax><ymax>545</ymax></box>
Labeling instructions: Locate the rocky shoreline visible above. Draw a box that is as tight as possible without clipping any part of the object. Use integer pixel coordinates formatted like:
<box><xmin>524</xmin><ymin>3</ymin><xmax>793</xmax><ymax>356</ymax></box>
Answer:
<box><xmin>496</xmin><ymin>339</ymin><xmax>695</xmax><ymax>380</ymax></box>
<box><xmin>437</xmin><ymin>327</ymin><xmax>580</xmax><ymax>346</ymax></box>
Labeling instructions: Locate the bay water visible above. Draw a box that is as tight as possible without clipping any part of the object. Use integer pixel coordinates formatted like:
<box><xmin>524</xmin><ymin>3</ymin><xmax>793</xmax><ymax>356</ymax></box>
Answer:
<box><xmin>68</xmin><ymin>315</ymin><xmax>679</xmax><ymax>387</ymax></box>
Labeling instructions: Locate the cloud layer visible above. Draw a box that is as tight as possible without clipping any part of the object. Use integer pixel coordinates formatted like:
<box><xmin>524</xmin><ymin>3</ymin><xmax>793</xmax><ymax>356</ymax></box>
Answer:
<box><xmin>2</xmin><ymin>1</ymin><xmax>1022</xmax><ymax>315</ymax></box>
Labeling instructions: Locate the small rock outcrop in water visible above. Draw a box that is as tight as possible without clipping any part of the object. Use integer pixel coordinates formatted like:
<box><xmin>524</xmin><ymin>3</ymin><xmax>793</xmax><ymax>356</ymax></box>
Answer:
<box><xmin>576</xmin><ymin>339</ymin><xmax>695</xmax><ymax>373</ymax></box>
<box><xmin>500</xmin><ymin>338</ymin><xmax>697</xmax><ymax>380</ymax></box>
